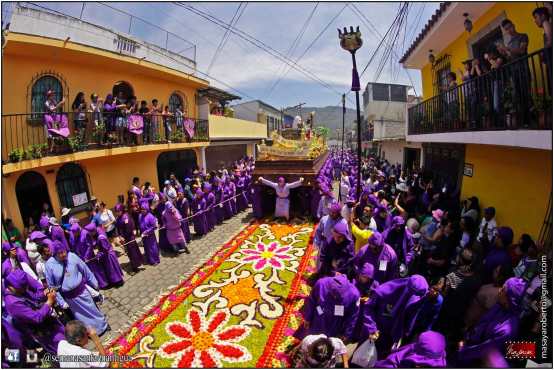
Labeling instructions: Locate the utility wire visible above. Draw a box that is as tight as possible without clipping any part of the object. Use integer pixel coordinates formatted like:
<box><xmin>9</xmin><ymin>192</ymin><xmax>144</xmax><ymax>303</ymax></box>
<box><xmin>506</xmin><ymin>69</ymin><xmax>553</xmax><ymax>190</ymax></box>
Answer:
<box><xmin>207</xmin><ymin>3</ymin><xmax>246</xmax><ymax>75</ymax></box>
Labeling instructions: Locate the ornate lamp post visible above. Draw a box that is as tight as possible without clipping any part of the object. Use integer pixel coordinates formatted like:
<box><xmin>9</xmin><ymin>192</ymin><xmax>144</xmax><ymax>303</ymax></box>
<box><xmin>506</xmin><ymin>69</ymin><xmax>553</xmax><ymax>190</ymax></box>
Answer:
<box><xmin>339</xmin><ymin>26</ymin><xmax>363</xmax><ymax>199</ymax></box>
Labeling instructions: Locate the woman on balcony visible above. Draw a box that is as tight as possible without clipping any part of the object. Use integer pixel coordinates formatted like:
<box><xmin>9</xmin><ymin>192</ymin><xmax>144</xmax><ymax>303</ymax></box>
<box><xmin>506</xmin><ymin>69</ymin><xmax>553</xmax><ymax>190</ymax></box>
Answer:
<box><xmin>44</xmin><ymin>90</ymin><xmax>68</xmax><ymax>152</ymax></box>
<box><xmin>71</xmin><ymin>92</ymin><xmax>88</xmax><ymax>144</ymax></box>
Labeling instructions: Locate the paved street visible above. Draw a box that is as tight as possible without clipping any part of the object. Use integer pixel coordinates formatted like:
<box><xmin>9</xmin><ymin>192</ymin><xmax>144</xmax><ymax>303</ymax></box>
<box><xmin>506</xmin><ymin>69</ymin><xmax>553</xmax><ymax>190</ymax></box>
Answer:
<box><xmin>99</xmin><ymin>209</ymin><xmax>253</xmax><ymax>345</ymax></box>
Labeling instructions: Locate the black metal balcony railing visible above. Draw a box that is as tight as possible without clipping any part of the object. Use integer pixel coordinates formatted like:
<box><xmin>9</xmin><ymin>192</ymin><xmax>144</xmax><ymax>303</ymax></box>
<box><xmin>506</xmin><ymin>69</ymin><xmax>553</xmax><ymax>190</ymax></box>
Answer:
<box><xmin>1</xmin><ymin>112</ymin><xmax>209</xmax><ymax>164</ymax></box>
<box><xmin>408</xmin><ymin>48</ymin><xmax>553</xmax><ymax>135</ymax></box>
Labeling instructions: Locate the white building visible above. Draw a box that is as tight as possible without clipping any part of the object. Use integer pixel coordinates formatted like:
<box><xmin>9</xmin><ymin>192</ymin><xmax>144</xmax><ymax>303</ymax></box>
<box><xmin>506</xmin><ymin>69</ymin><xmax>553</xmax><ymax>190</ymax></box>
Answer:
<box><xmin>363</xmin><ymin>82</ymin><xmax>423</xmax><ymax>171</ymax></box>
<box><xmin>231</xmin><ymin>100</ymin><xmax>282</xmax><ymax>137</ymax></box>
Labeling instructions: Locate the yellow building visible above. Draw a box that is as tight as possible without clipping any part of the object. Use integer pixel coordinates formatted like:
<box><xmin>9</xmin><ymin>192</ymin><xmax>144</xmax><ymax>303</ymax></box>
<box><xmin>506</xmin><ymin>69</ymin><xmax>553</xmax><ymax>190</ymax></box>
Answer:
<box><xmin>1</xmin><ymin>4</ymin><xmax>266</xmax><ymax>231</ymax></box>
<box><xmin>401</xmin><ymin>2</ymin><xmax>552</xmax><ymax>242</ymax></box>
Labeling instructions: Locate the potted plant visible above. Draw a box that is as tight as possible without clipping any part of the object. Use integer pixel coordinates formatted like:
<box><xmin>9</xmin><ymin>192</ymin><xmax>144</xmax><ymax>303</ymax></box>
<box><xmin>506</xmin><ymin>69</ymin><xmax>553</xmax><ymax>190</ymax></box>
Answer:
<box><xmin>8</xmin><ymin>148</ymin><xmax>25</xmax><ymax>163</ymax></box>
<box><xmin>92</xmin><ymin>123</ymin><xmax>105</xmax><ymax>145</ymax></box>
<box><xmin>532</xmin><ymin>89</ymin><xmax>552</xmax><ymax>129</ymax></box>
<box><xmin>502</xmin><ymin>83</ymin><xmax>517</xmax><ymax>129</ymax></box>
<box><xmin>68</xmin><ymin>136</ymin><xmax>81</xmax><ymax>153</ymax></box>
<box><xmin>169</xmin><ymin>130</ymin><xmax>184</xmax><ymax>143</ymax></box>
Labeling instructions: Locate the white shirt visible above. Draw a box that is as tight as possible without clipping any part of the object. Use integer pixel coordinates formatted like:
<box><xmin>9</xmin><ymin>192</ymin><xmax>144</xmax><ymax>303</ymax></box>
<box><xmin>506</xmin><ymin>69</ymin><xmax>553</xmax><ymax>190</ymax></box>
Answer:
<box><xmin>36</xmin><ymin>257</ymin><xmax>47</xmax><ymax>281</ymax></box>
<box><xmin>25</xmin><ymin>239</ymin><xmax>41</xmax><ymax>265</ymax></box>
<box><xmin>478</xmin><ymin>217</ymin><xmax>497</xmax><ymax>243</ymax></box>
<box><xmin>57</xmin><ymin>340</ymin><xmax>109</xmax><ymax>368</ymax></box>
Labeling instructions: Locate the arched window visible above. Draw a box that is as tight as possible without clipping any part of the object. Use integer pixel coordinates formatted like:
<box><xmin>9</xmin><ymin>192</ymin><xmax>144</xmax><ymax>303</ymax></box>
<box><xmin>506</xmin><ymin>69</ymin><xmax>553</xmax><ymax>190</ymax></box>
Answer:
<box><xmin>31</xmin><ymin>75</ymin><xmax>63</xmax><ymax>119</ymax></box>
<box><xmin>112</xmin><ymin>81</ymin><xmax>134</xmax><ymax>102</ymax></box>
<box><xmin>56</xmin><ymin>163</ymin><xmax>90</xmax><ymax>208</ymax></box>
<box><xmin>168</xmin><ymin>92</ymin><xmax>184</xmax><ymax>114</ymax></box>
<box><xmin>156</xmin><ymin>150</ymin><xmax>197</xmax><ymax>189</ymax></box>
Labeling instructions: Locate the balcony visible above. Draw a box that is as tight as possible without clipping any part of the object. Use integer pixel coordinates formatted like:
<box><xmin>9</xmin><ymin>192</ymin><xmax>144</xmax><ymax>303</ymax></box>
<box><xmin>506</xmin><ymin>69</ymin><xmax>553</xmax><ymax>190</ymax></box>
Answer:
<box><xmin>208</xmin><ymin>114</ymin><xmax>267</xmax><ymax>141</ymax></box>
<box><xmin>1</xmin><ymin>112</ymin><xmax>209</xmax><ymax>168</ymax></box>
<box><xmin>408</xmin><ymin>49</ymin><xmax>552</xmax><ymax>149</ymax></box>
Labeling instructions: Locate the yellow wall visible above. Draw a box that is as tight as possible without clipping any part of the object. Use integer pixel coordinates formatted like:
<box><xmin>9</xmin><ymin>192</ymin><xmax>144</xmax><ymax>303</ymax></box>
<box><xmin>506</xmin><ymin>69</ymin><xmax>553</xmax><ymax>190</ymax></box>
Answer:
<box><xmin>460</xmin><ymin>144</ymin><xmax>552</xmax><ymax>240</ymax></box>
<box><xmin>421</xmin><ymin>2</ymin><xmax>545</xmax><ymax>99</ymax></box>
<box><xmin>208</xmin><ymin>114</ymin><xmax>268</xmax><ymax>139</ymax></box>
<box><xmin>2</xmin><ymin>147</ymin><xmax>203</xmax><ymax>231</ymax></box>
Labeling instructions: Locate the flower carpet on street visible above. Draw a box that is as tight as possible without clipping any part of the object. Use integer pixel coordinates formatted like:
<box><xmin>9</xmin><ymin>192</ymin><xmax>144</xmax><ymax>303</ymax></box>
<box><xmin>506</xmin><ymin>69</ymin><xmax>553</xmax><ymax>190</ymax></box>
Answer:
<box><xmin>108</xmin><ymin>221</ymin><xmax>317</xmax><ymax>368</ymax></box>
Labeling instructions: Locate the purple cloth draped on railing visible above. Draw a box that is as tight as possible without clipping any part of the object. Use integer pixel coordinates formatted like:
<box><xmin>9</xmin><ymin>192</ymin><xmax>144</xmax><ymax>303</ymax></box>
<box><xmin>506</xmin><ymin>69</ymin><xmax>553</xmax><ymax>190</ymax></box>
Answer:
<box><xmin>184</xmin><ymin>118</ymin><xmax>195</xmax><ymax>138</ymax></box>
<box><xmin>44</xmin><ymin>113</ymin><xmax>70</xmax><ymax>138</ymax></box>
<box><xmin>128</xmin><ymin>114</ymin><xmax>144</xmax><ymax>135</ymax></box>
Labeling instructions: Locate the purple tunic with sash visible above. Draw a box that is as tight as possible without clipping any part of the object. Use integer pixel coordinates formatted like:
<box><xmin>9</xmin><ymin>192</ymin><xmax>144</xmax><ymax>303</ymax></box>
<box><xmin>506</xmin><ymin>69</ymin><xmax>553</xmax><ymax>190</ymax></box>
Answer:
<box><xmin>138</xmin><ymin>211</ymin><xmax>161</xmax><ymax>265</ymax></box>
<box><xmin>83</xmin><ymin>233</ymin><xmax>109</xmax><ymax>290</ymax></box>
<box><xmin>352</xmin><ymin>242</ymin><xmax>398</xmax><ymax>285</ymax></box>
<box><xmin>96</xmin><ymin>234</ymin><xmax>124</xmax><ymax>286</ymax></box>
<box><xmin>203</xmin><ymin>191</ymin><xmax>216</xmax><ymax>231</ymax></box>
<box><xmin>176</xmin><ymin>197</ymin><xmax>192</xmax><ymax>243</ymax></box>
<box><xmin>191</xmin><ymin>196</ymin><xmax>209</xmax><ymax>236</ymax></box>
<box><xmin>162</xmin><ymin>203</ymin><xmax>186</xmax><ymax>249</ymax></box>
<box><xmin>115</xmin><ymin>212</ymin><xmax>144</xmax><ymax>270</ymax></box>
<box><xmin>49</xmin><ymin>224</ymin><xmax>69</xmax><ymax>252</ymax></box>
<box><xmin>213</xmin><ymin>185</ymin><xmax>225</xmax><ymax>225</ymax></box>
<box><xmin>375</xmin><ymin>330</ymin><xmax>447</xmax><ymax>368</ymax></box>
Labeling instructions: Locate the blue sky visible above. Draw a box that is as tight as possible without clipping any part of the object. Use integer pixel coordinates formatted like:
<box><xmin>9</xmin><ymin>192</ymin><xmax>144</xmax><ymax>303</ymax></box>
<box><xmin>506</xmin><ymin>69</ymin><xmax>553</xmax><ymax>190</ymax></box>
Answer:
<box><xmin>9</xmin><ymin>2</ymin><xmax>439</xmax><ymax>110</ymax></box>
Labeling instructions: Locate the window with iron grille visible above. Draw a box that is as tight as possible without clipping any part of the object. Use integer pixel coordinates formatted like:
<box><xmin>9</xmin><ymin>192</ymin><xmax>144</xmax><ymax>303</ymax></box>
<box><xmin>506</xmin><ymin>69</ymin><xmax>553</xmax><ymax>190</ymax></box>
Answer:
<box><xmin>169</xmin><ymin>93</ymin><xmax>184</xmax><ymax>114</ymax></box>
<box><xmin>372</xmin><ymin>83</ymin><xmax>390</xmax><ymax>101</ymax></box>
<box><xmin>432</xmin><ymin>55</ymin><xmax>452</xmax><ymax>95</ymax></box>
<box><xmin>56</xmin><ymin>163</ymin><xmax>90</xmax><ymax>208</ymax></box>
<box><xmin>31</xmin><ymin>75</ymin><xmax>63</xmax><ymax>120</ymax></box>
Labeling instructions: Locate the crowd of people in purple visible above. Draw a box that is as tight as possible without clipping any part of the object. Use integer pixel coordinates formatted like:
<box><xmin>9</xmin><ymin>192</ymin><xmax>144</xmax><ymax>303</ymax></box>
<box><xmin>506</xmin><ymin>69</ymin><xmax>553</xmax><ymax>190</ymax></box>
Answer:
<box><xmin>288</xmin><ymin>149</ymin><xmax>548</xmax><ymax>368</ymax></box>
<box><xmin>1</xmin><ymin>157</ymin><xmax>255</xmax><ymax>367</ymax></box>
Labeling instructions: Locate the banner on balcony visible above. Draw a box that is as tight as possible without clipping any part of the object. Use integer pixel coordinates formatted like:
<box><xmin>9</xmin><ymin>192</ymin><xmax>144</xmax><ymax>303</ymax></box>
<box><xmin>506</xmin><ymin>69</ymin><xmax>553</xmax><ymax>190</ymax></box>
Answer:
<box><xmin>128</xmin><ymin>114</ymin><xmax>144</xmax><ymax>135</ymax></box>
<box><xmin>44</xmin><ymin>113</ymin><xmax>70</xmax><ymax>138</ymax></box>
<box><xmin>184</xmin><ymin>118</ymin><xmax>195</xmax><ymax>139</ymax></box>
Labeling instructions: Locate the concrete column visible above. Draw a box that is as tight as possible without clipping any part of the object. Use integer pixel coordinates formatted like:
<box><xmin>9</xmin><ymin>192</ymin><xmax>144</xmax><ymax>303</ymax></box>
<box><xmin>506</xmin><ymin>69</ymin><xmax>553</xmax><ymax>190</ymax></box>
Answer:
<box><xmin>200</xmin><ymin>146</ymin><xmax>207</xmax><ymax>174</ymax></box>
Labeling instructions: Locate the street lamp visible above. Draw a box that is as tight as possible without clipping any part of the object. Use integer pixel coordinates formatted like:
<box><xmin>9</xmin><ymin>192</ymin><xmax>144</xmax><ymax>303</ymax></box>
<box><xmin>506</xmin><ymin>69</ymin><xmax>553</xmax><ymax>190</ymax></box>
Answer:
<box><xmin>338</xmin><ymin>26</ymin><xmax>363</xmax><ymax>199</ymax></box>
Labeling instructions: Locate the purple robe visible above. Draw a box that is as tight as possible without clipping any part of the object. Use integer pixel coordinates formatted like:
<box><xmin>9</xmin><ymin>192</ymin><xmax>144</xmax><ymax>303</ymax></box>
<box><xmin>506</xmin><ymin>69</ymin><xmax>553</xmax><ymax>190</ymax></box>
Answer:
<box><xmin>318</xmin><ymin>238</ymin><xmax>355</xmax><ymax>277</ymax></box>
<box><xmin>49</xmin><ymin>224</ymin><xmax>69</xmax><ymax>252</ymax></box>
<box><xmin>176</xmin><ymin>198</ymin><xmax>192</xmax><ymax>242</ymax></box>
<box><xmin>360</xmin><ymin>275</ymin><xmax>428</xmax><ymax>346</ymax></box>
<box><xmin>310</xmin><ymin>188</ymin><xmax>322</xmax><ymax>219</ymax></box>
<box><xmin>191</xmin><ymin>196</ymin><xmax>209</xmax><ymax>236</ymax></box>
<box><xmin>213</xmin><ymin>186</ymin><xmax>225</xmax><ymax>225</ymax></box>
<box><xmin>228</xmin><ymin>181</ymin><xmax>237</xmax><ymax>215</ymax></box>
<box><xmin>251</xmin><ymin>185</ymin><xmax>264</xmax><ymax>219</ymax></box>
<box><xmin>96</xmin><ymin>234</ymin><xmax>124</xmax><ymax>286</ymax></box>
<box><xmin>375</xmin><ymin>331</ymin><xmax>447</xmax><ymax>368</ymax></box>
<box><xmin>352</xmin><ymin>242</ymin><xmax>398</xmax><ymax>285</ymax></box>
<box><xmin>235</xmin><ymin>177</ymin><xmax>249</xmax><ymax>212</ymax></box>
<box><xmin>83</xmin><ymin>234</ymin><xmax>109</xmax><ymax>289</ymax></box>
<box><xmin>382</xmin><ymin>227</ymin><xmax>415</xmax><ymax>266</ymax></box>
<box><xmin>138</xmin><ymin>211</ymin><xmax>161</xmax><ymax>265</ymax></box>
<box><xmin>3</xmin><ymin>289</ymin><xmax>65</xmax><ymax>354</ymax></box>
<box><xmin>297</xmin><ymin>274</ymin><xmax>360</xmax><ymax>341</ymax></box>
<box><xmin>162</xmin><ymin>204</ymin><xmax>186</xmax><ymax>249</ymax></box>
<box><xmin>155</xmin><ymin>201</ymin><xmax>171</xmax><ymax>252</ymax></box>
<box><xmin>203</xmin><ymin>192</ymin><xmax>216</xmax><ymax>231</ymax></box>
<box><xmin>115</xmin><ymin>213</ymin><xmax>144</xmax><ymax>270</ymax></box>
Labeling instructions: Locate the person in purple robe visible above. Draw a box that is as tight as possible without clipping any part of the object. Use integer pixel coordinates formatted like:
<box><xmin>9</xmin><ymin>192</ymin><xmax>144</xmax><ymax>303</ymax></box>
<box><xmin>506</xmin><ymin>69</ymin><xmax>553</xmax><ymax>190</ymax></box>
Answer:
<box><xmin>375</xmin><ymin>330</ymin><xmax>447</xmax><ymax>368</ymax></box>
<box><xmin>131</xmin><ymin>177</ymin><xmax>142</xmax><ymax>200</ymax></box>
<box><xmin>212</xmin><ymin>180</ymin><xmax>225</xmax><ymax>225</ymax></box>
<box><xmin>203</xmin><ymin>184</ymin><xmax>216</xmax><ymax>232</ymax></box>
<box><xmin>82</xmin><ymin>223</ymin><xmax>109</xmax><ymax>290</ymax></box>
<box><xmin>482</xmin><ymin>226</ymin><xmax>514</xmax><ymax>284</ymax></box>
<box><xmin>251</xmin><ymin>183</ymin><xmax>264</xmax><ymax>219</ymax></box>
<box><xmin>352</xmin><ymin>262</ymin><xmax>379</xmax><ymax>299</ymax></box>
<box><xmin>360</xmin><ymin>275</ymin><xmax>428</xmax><ymax>356</ymax></box>
<box><xmin>39</xmin><ymin>215</ymin><xmax>50</xmax><ymax>233</ymax></box>
<box><xmin>162</xmin><ymin>201</ymin><xmax>189</xmax><ymax>254</ymax></box>
<box><xmin>235</xmin><ymin>174</ymin><xmax>249</xmax><ymax>212</ymax></box>
<box><xmin>314</xmin><ymin>202</ymin><xmax>348</xmax><ymax>264</ymax></box>
<box><xmin>297</xmin><ymin>274</ymin><xmax>360</xmax><ymax>342</ymax></box>
<box><xmin>48</xmin><ymin>217</ymin><xmax>70</xmax><ymax>252</ymax></box>
<box><xmin>372</xmin><ymin>205</ymin><xmax>392</xmax><ymax>232</ymax></box>
<box><xmin>45</xmin><ymin>241</ymin><xmax>109</xmax><ymax>335</ymax></box>
<box><xmin>318</xmin><ymin>222</ymin><xmax>355</xmax><ymax>278</ymax></box>
<box><xmin>227</xmin><ymin>177</ymin><xmax>238</xmax><ymax>215</ymax></box>
<box><xmin>382</xmin><ymin>216</ymin><xmax>415</xmax><ymax>276</ymax></box>
<box><xmin>138</xmin><ymin>199</ymin><xmax>161</xmax><ymax>265</ymax></box>
<box><xmin>352</xmin><ymin>231</ymin><xmax>398</xmax><ymax>285</ymax></box>
<box><xmin>175</xmin><ymin>191</ymin><xmax>192</xmax><ymax>243</ymax></box>
<box><xmin>458</xmin><ymin>277</ymin><xmax>526</xmax><ymax>365</ymax></box>
<box><xmin>310</xmin><ymin>180</ymin><xmax>323</xmax><ymax>221</ymax></box>
<box><xmin>4</xmin><ymin>270</ymin><xmax>65</xmax><ymax>355</ymax></box>
<box><xmin>114</xmin><ymin>203</ymin><xmax>144</xmax><ymax>272</ymax></box>
<box><xmin>86</xmin><ymin>223</ymin><xmax>123</xmax><ymax>287</ymax></box>
<box><xmin>191</xmin><ymin>189</ymin><xmax>209</xmax><ymax>237</ymax></box>
<box><xmin>103</xmin><ymin>93</ymin><xmax>117</xmax><ymax>135</ymax></box>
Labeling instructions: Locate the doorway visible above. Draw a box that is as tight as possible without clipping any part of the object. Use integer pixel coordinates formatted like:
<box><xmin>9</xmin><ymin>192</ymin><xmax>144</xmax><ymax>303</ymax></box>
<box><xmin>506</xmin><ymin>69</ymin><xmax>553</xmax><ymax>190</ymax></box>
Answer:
<box><xmin>16</xmin><ymin>171</ymin><xmax>52</xmax><ymax>227</ymax></box>
<box><xmin>403</xmin><ymin>147</ymin><xmax>421</xmax><ymax>174</ymax></box>
<box><xmin>157</xmin><ymin>150</ymin><xmax>198</xmax><ymax>189</ymax></box>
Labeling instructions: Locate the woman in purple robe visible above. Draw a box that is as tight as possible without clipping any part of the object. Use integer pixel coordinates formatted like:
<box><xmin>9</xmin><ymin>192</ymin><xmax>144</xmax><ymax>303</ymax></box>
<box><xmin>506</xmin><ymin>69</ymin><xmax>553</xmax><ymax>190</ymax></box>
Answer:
<box><xmin>4</xmin><ymin>270</ymin><xmax>65</xmax><ymax>355</ymax></box>
<box><xmin>318</xmin><ymin>222</ymin><xmax>355</xmax><ymax>278</ymax></box>
<box><xmin>360</xmin><ymin>275</ymin><xmax>429</xmax><ymax>355</ymax></box>
<box><xmin>114</xmin><ymin>203</ymin><xmax>144</xmax><ymax>272</ymax></box>
<box><xmin>212</xmin><ymin>180</ymin><xmax>225</xmax><ymax>225</ymax></box>
<box><xmin>162</xmin><ymin>201</ymin><xmax>189</xmax><ymax>254</ymax></box>
<box><xmin>47</xmin><ymin>217</ymin><xmax>70</xmax><ymax>252</ymax></box>
<box><xmin>203</xmin><ymin>184</ymin><xmax>216</xmax><ymax>232</ymax></box>
<box><xmin>352</xmin><ymin>232</ymin><xmax>398</xmax><ymax>285</ymax></box>
<box><xmin>103</xmin><ymin>93</ymin><xmax>117</xmax><ymax>135</ymax></box>
<box><xmin>138</xmin><ymin>199</ymin><xmax>161</xmax><ymax>265</ymax></box>
<box><xmin>81</xmin><ymin>224</ymin><xmax>109</xmax><ymax>290</ymax></box>
<box><xmin>375</xmin><ymin>330</ymin><xmax>447</xmax><ymax>368</ymax></box>
<box><xmin>458</xmin><ymin>277</ymin><xmax>526</xmax><ymax>365</ymax></box>
<box><xmin>176</xmin><ymin>191</ymin><xmax>192</xmax><ymax>243</ymax></box>
<box><xmin>86</xmin><ymin>223</ymin><xmax>123</xmax><ymax>287</ymax></box>
<box><xmin>297</xmin><ymin>274</ymin><xmax>360</xmax><ymax>342</ymax></box>
<box><xmin>154</xmin><ymin>193</ymin><xmax>172</xmax><ymax>252</ymax></box>
<box><xmin>227</xmin><ymin>177</ymin><xmax>238</xmax><ymax>215</ymax></box>
<box><xmin>191</xmin><ymin>189</ymin><xmax>209</xmax><ymax>236</ymax></box>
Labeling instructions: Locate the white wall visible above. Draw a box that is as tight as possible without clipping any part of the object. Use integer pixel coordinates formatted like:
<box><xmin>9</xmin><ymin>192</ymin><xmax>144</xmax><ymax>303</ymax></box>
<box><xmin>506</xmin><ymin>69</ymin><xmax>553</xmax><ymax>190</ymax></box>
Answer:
<box><xmin>232</xmin><ymin>101</ymin><xmax>259</xmax><ymax>122</ymax></box>
<box><xmin>377</xmin><ymin>140</ymin><xmax>423</xmax><ymax>168</ymax></box>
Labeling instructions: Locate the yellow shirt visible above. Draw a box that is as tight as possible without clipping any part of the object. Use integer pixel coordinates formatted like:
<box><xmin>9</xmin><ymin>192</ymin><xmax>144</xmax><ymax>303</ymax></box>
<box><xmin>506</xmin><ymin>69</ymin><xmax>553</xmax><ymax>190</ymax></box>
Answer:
<box><xmin>351</xmin><ymin>222</ymin><xmax>373</xmax><ymax>253</ymax></box>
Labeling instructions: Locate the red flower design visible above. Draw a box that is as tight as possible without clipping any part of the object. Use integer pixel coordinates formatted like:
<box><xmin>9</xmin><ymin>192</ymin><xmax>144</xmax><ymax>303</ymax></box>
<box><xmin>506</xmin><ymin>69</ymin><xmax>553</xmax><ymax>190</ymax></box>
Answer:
<box><xmin>159</xmin><ymin>308</ymin><xmax>251</xmax><ymax>367</ymax></box>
